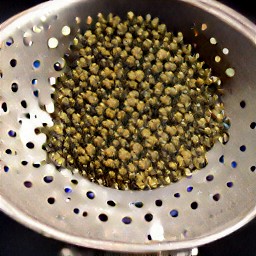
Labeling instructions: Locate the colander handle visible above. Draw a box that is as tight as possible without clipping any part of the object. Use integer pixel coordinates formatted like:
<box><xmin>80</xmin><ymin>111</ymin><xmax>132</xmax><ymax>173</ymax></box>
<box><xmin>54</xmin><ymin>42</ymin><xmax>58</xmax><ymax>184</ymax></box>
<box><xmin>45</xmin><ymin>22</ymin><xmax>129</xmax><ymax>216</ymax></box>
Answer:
<box><xmin>58</xmin><ymin>247</ymin><xmax>197</xmax><ymax>256</ymax></box>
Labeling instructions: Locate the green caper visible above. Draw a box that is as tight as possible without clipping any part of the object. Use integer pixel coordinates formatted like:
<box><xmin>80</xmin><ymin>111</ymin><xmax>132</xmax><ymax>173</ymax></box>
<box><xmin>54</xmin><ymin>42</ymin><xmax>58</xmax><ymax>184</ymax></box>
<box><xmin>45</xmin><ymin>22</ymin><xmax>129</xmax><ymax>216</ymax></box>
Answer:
<box><xmin>44</xmin><ymin>12</ymin><xmax>229</xmax><ymax>191</ymax></box>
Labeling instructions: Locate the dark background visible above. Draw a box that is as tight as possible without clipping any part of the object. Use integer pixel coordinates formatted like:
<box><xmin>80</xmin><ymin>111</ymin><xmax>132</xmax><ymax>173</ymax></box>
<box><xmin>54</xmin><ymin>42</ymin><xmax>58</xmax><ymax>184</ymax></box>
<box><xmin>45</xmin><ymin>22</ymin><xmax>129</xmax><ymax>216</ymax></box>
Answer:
<box><xmin>0</xmin><ymin>1</ymin><xmax>256</xmax><ymax>256</ymax></box>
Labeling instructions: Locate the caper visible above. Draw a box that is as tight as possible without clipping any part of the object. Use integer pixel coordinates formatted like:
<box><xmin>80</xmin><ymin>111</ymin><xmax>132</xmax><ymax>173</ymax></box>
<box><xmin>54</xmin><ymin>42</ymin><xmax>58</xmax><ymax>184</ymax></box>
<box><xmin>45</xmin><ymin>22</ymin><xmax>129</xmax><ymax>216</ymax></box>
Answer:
<box><xmin>45</xmin><ymin>12</ymin><xmax>229</xmax><ymax>191</ymax></box>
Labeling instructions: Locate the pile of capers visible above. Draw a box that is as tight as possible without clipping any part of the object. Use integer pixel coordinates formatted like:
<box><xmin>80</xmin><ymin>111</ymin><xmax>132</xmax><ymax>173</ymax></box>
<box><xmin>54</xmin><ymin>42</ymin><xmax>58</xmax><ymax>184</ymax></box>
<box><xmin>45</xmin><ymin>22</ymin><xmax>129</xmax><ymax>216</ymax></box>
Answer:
<box><xmin>44</xmin><ymin>12</ymin><xmax>229</xmax><ymax>190</ymax></box>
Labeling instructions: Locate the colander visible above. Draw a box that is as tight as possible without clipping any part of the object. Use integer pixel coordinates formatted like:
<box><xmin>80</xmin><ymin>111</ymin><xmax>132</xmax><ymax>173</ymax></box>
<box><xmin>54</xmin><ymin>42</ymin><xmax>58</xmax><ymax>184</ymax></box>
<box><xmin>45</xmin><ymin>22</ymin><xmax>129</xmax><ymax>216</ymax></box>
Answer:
<box><xmin>0</xmin><ymin>0</ymin><xmax>256</xmax><ymax>255</ymax></box>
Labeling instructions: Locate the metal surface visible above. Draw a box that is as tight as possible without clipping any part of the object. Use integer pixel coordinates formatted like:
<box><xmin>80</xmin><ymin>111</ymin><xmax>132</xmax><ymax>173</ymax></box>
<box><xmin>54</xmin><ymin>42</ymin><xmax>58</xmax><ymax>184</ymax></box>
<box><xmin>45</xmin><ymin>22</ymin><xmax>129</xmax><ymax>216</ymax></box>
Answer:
<box><xmin>58</xmin><ymin>247</ymin><xmax>196</xmax><ymax>256</ymax></box>
<box><xmin>0</xmin><ymin>0</ymin><xmax>256</xmax><ymax>253</ymax></box>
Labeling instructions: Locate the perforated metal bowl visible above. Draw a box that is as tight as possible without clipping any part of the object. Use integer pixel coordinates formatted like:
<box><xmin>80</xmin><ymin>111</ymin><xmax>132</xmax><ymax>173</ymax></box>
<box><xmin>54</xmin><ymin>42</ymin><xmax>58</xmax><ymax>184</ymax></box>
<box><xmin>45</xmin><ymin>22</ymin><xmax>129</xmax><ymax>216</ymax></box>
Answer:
<box><xmin>0</xmin><ymin>0</ymin><xmax>256</xmax><ymax>254</ymax></box>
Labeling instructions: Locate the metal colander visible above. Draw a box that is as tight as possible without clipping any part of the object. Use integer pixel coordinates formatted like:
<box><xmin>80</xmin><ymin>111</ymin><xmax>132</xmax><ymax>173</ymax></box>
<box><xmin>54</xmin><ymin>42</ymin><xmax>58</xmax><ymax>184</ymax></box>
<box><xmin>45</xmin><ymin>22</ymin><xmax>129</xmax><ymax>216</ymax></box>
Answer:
<box><xmin>0</xmin><ymin>0</ymin><xmax>256</xmax><ymax>254</ymax></box>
